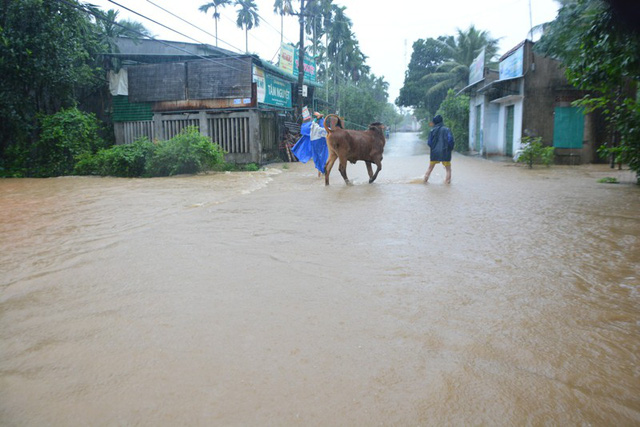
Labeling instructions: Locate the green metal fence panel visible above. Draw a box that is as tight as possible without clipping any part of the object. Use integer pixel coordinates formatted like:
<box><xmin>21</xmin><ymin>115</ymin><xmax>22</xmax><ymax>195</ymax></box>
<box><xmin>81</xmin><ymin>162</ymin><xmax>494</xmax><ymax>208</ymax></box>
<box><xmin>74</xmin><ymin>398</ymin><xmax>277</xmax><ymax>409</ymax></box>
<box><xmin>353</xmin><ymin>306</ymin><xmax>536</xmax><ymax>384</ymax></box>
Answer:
<box><xmin>112</xmin><ymin>95</ymin><xmax>153</xmax><ymax>122</ymax></box>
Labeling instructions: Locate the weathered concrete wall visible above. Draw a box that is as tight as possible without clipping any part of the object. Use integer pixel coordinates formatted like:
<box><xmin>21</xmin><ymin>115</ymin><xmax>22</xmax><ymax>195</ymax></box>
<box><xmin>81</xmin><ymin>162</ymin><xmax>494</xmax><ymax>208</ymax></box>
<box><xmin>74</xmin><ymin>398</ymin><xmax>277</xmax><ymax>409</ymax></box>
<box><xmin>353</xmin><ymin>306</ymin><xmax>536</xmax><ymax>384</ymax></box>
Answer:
<box><xmin>522</xmin><ymin>51</ymin><xmax>567</xmax><ymax>146</ymax></box>
<box><xmin>113</xmin><ymin>110</ymin><xmax>279</xmax><ymax>165</ymax></box>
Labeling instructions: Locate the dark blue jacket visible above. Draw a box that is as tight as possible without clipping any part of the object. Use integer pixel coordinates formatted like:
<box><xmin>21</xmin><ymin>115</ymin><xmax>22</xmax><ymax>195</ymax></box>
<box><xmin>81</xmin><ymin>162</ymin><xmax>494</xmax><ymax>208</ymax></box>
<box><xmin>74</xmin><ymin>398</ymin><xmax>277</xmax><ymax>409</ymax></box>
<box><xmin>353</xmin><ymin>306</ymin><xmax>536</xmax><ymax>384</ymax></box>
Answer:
<box><xmin>428</xmin><ymin>124</ymin><xmax>454</xmax><ymax>162</ymax></box>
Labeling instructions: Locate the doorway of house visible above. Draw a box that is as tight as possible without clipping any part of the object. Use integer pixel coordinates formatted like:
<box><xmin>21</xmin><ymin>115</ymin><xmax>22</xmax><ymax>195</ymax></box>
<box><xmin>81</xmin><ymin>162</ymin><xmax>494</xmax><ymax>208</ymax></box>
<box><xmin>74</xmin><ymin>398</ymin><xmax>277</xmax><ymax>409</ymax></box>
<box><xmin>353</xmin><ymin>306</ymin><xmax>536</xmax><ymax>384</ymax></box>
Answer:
<box><xmin>475</xmin><ymin>105</ymin><xmax>482</xmax><ymax>152</ymax></box>
<box><xmin>505</xmin><ymin>105</ymin><xmax>514</xmax><ymax>157</ymax></box>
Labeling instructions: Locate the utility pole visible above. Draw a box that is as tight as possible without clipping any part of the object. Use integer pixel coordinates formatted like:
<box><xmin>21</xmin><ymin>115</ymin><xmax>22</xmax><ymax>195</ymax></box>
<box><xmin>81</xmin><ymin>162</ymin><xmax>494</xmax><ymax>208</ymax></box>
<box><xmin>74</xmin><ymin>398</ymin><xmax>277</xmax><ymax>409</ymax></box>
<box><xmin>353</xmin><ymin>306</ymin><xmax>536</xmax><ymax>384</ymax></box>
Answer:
<box><xmin>296</xmin><ymin>0</ymin><xmax>306</xmax><ymax>120</ymax></box>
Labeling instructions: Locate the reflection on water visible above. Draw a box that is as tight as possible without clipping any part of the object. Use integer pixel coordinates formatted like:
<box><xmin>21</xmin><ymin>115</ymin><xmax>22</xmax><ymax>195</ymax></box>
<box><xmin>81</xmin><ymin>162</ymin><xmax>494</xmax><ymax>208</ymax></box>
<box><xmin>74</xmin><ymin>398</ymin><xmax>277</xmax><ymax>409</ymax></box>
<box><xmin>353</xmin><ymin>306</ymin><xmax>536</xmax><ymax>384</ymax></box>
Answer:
<box><xmin>1</xmin><ymin>132</ymin><xmax>639</xmax><ymax>425</ymax></box>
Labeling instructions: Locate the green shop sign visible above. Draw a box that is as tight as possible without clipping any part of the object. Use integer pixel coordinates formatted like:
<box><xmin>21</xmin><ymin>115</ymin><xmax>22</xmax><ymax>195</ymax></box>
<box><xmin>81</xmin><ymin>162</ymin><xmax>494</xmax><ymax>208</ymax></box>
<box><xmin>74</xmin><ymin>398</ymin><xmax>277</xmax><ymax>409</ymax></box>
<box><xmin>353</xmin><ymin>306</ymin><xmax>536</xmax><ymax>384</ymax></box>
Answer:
<box><xmin>254</xmin><ymin>65</ymin><xmax>292</xmax><ymax>108</ymax></box>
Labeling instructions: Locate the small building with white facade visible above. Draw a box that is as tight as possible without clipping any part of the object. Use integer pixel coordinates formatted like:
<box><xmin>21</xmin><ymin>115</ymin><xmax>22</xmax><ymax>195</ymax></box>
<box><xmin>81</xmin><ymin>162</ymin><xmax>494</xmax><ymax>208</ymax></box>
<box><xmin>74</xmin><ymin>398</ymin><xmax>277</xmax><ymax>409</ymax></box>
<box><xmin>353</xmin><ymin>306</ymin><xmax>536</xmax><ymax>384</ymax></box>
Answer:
<box><xmin>460</xmin><ymin>40</ymin><xmax>603</xmax><ymax>164</ymax></box>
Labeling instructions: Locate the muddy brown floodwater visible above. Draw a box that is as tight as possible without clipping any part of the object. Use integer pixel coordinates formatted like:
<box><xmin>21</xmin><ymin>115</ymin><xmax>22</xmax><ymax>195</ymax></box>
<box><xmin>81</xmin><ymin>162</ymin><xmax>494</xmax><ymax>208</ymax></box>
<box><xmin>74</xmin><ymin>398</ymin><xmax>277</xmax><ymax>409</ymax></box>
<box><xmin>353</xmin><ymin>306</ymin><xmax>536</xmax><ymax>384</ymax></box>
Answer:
<box><xmin>1</xmin><ymin>132</ymin><xmax>639</xmax><ymax>426</ymax></box>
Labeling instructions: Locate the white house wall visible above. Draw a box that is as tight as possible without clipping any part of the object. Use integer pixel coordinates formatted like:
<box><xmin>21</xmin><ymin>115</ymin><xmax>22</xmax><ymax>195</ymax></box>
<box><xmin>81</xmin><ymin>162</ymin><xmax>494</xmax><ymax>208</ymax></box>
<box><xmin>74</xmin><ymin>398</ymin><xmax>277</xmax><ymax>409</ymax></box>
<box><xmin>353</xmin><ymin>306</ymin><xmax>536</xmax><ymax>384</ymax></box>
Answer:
<box><xmin>485</xmin><ymin>103</ymin><xmax>500</xmax><ymax>154</ymax></box>
<box><xmin>469</xmin><ymin>95</ymin><xmax>503</xmax><ymax>155</ymax></box>
<box><xmin>494</xmin><ymin>99</ymin><xmax>523</xmax><ymax>156</ymax></box>
<box><xmin>469</xmin><ymin>95</ymin><xmax>483</xmax><ymax>152</ymax></box>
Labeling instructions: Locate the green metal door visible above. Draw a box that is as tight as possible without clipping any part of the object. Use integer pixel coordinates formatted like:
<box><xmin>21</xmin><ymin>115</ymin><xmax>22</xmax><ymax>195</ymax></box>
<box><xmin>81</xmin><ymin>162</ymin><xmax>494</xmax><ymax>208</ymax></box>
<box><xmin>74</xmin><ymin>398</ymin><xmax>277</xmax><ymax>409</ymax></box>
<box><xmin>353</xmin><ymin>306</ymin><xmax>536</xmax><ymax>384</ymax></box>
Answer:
<box><xmin>553</xmin><ymin>107</ymin><xmax>584</xmax><ymax>148</ymax></box>
<box><xmin>505</xmin><ymin>105</ymin><xmax>514</xmax><ymax>156</ymax></box>
<box><xmin>475</xmin><ymin>105</ymin><xmax>482</xmax><ymax>152</ymax></box>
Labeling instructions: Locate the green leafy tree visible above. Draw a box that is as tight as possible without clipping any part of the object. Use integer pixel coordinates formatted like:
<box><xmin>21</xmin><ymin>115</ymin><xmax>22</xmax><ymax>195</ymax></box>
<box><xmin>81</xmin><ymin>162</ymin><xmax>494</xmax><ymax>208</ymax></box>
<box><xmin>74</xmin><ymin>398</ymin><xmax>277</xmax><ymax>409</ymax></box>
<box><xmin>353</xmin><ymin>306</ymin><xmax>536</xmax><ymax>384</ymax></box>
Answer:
<box><xmin>199</xmin><ymin>0</ymin><xmax>233</xmax><ymax>47</ymax></box>
<box><xmin>91</xmin><ymin>8</ymin><xmax>153</xmax><ymax>71</ymax></box>
<box><xmin>398</xmin><ymin>26</ymin><xmax>499</xmax><ymax>120</ymax></box>
<box><xmin>281</xmin><ymin>0</ymin><xmax>396</xmax><ymax>127</ymax></box>
<box><xmin>319</xmin><ymin>3</ymin><xmax>371</xmax><ymax>113</ymax></box>
<box><xmin>426</xmin><ymin>27</ymin><xmax>499</xmax><ymax>96</ymax></box>
<box><xmin>397</xmin><ymin>37</ymin><xmax>451</xmax><ymax>118</ymax></box>
<box><xmin>34</xmin><ymin>107</ymin><xmax>106</xmax><ymax>177</ymax></box>
<box><xmin>234</xmin><ymin>0</ymin><xmax>260</xmax><ymax>53</ymax></box>
<box><xmin>536</xmin><ymin>0</ymin><xmax>640</xmax><ymax>182</ymax></box>
<box><xmin>93</xmin><ymin>9</ymin><xmax>153</xmax><ymax>53</ymax></box>
<box><xmin>337</xmin><ymin>74</ymin><xmax>391</xmax><ymax>127</ymax></box>
<box><xmin>0</xmin><ymin>0</ymin><xmax>102</xmax><ymax>175</ymax></box>
<box><xmin>435</xmin><ymin>89</ymin><xmax>469</xmax><ymax>152</ymax></box>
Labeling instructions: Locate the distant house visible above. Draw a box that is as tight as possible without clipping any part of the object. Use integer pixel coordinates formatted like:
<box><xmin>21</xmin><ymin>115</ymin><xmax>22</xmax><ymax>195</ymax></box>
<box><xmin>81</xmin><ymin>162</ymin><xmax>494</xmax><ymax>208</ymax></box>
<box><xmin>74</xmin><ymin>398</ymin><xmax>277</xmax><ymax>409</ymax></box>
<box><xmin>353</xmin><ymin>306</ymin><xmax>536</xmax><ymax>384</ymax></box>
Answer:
<box><xmin>102</xmin><ymin>37</ymin><xmax>322</xmax><ymax>164</ymax></box>
<box><xmin>460</xmin><ymin>40</ymin><xmax>604</xmax><ymax>164</ymax></box>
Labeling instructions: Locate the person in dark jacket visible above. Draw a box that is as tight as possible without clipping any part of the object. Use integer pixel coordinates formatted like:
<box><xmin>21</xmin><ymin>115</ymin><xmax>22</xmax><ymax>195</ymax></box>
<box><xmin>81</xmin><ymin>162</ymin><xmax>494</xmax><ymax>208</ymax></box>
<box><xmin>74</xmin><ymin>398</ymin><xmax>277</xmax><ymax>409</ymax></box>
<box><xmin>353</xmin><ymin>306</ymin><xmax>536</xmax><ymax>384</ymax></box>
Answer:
<box><xmin>424</xmin><ymin>114</ymin><xmax>454</xmax><ymax>184</ymax></box>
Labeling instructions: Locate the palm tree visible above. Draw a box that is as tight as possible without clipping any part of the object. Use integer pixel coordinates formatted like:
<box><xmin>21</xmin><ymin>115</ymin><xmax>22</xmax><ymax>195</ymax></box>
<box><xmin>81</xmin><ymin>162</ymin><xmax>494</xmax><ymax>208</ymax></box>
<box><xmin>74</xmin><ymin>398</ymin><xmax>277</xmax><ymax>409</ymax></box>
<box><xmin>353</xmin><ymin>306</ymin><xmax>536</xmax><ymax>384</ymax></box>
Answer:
<box><xmin>303</xmin><ymin>0</ymin><xmax>327</xmax><ymax>57</ymax></box>
<box><xmin>235</xmin><ymin>0</ymin><xmax>260</xmax><ymax>53</ymax></box>
<box><xmin>199</xmin><ymin>0</ymin><xmax>232</xmax><ymax>47</ymax></box>
<box><xmin>93</xmin><ymin>9</ymin><xmax>153</xmax><ymax>69</ymax></box>
<box><xmin>273</xmin><ymin>0</ymin><xmax>293</xmax><ymax>46</ymax></box>
<box><xmin>94</xmin><ymin>9</ymin><xmax>153</xmax><ymax>52</ymax></box>
<box><xmin>423</xmin><ymin>26</ymin><xmax>500</xmax><ymax>97</ymax></box>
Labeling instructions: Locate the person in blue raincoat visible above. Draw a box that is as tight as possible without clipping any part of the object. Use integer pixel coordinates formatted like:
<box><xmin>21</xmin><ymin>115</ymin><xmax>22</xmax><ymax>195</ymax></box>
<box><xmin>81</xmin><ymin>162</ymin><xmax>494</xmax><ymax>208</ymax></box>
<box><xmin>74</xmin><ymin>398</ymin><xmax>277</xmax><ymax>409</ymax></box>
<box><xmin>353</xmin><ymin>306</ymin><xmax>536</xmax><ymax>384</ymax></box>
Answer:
<box><xmin>424</xmin><ymin>114</ymin><xmax>454</xmax><ymax>184</ymax></box>
<box><xmin>291</xmin><ymin>112</ymin><xmax>328</xmax><ymax>176</ymax></box>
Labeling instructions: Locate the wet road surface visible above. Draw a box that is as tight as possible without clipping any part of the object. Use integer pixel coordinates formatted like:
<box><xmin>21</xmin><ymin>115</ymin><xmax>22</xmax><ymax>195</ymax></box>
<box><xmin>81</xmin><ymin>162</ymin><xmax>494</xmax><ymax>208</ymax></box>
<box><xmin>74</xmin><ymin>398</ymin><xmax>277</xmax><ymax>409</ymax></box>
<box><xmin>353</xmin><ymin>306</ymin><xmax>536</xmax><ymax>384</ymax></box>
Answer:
<box><xmin>1</xmin><ymin>132</ymin><xmax>639</xmax><ymax>425</ymax></box>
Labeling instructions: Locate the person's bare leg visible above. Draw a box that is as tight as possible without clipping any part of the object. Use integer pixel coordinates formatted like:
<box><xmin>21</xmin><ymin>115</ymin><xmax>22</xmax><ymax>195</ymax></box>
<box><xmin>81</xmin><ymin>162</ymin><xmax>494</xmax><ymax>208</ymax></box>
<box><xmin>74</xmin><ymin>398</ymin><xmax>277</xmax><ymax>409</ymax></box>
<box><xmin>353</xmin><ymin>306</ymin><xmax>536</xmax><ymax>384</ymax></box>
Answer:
<box><xmin>424</xmin><ymin>163</ymin><xmax>436</xmax><ymax>183</ymax></box>
<box><xmin>445</xmin><ymin>164</ymin><xmax>452</xmax><ymax>184</ymax></box>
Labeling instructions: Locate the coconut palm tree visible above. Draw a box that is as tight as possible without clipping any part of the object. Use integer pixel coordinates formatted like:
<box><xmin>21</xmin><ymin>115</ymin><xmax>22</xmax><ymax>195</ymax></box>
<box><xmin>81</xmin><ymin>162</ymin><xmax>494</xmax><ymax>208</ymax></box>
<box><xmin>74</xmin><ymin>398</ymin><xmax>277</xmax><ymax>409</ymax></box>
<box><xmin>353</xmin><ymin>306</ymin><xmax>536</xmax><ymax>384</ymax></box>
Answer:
<box><xmin>235</xmin><ymin>0</ymin><xmax>260</xmax><ymax>53</ymax></box>
<box><xmin>94</xmin><ymin>9</ymin><xmax>153</xmax><ymax>52</ymax></box>
<box><xmin>199</xmin><ymin>0</ymin><xmax>232</xmax><ymax>47</ymax></box>
<box><xmin>92</xmin><ymin>9</ymin><xmax>153</xmax><ymax>69</ymax></box>
<box><xmin>423</xmin><ymin>25</ymin><xmax>500</xmax><ymax>97</ymax></box>
<box><xmin>273</xmin><ymin>0</ymin><xmax>293</xmax><ymax>46</ymax></box>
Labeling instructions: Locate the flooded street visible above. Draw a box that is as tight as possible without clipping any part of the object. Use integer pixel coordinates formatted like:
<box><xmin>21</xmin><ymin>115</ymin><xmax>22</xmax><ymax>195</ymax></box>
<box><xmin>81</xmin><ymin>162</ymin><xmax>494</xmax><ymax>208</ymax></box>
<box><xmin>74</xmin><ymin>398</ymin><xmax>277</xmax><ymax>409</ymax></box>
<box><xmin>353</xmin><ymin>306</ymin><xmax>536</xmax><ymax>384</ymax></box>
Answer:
<box><xmin>1</xmin><ymin>132</ymin><xmax>639</xmax><ymax>425</ymax></box>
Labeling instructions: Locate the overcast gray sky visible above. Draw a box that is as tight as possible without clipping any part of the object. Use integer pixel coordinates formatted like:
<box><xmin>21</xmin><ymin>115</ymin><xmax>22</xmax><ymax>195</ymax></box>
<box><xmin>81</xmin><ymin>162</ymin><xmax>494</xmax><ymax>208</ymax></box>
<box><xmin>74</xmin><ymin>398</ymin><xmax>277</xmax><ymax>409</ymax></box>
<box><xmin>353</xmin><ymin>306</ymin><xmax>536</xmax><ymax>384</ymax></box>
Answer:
<box><xmin>88</xmin><ymin>0</ymin><xmax>560</xmax><ymax>104</ymax></box>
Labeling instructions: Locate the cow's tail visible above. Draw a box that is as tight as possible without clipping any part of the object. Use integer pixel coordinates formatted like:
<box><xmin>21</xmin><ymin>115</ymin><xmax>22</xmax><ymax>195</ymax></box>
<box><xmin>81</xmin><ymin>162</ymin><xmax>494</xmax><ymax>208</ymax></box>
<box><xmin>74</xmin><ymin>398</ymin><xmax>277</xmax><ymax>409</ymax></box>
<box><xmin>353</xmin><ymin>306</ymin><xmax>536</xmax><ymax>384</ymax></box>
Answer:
<box><xmin>323</xmin><ymin>114</ymin><xmax>342</xmax><ymax>134</ymax></box>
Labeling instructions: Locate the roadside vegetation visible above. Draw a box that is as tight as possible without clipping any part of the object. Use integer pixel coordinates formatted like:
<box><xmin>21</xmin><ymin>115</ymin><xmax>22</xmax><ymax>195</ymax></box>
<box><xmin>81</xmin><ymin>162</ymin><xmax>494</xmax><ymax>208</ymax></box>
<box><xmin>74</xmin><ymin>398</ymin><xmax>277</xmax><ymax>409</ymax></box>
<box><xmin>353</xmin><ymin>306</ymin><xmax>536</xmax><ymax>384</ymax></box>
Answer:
<box><xmin>515</xmin><ymin>137</ymin><xmax>555</xmax><ymax>169</ymax></box>
<box><xmin>75</xmin><ymin>126</ymin><xmax>225</xmax><ymax>178</ymax></box>
<box><xmin>398</xmin><ymin>26</ymin><xmax>499</xmax><ymax>152</ymax></box>
<box><xmin>535</xmin><ymin>0</ymin><xmax>640</xmax><ymax>183</ymax></box>
<box><xmin>397</xmin><ymin>0</ymin><xmax>639</xmax><ymax>182</ymax></box>
<box><xmin>2</xmin><ymin>1</ymin><xmax>636</xmax><ymax>180</ymax></box>
<box><xmin>0</xmin><ymin>0</ymin><xmax>401</xmax><ymax>178</ymax></box>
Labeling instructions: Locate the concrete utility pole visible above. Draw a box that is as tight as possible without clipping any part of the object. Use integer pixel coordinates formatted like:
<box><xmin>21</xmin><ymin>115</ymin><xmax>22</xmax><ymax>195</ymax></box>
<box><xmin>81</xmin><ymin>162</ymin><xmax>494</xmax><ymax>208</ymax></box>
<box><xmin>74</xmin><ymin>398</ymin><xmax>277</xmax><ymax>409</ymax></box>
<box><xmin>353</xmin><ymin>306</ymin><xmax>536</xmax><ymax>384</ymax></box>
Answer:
<box><xmin>296</xmin><ymin>0</ymin><xmax>306</xmax><ymax>120</ymax></box>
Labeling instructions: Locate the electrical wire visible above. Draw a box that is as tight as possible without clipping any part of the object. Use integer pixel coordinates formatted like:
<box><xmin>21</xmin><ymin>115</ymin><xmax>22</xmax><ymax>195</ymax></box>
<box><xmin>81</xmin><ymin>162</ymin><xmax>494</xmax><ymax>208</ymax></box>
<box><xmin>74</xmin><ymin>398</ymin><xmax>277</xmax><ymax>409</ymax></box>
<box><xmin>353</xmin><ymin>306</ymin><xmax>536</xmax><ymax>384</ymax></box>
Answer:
<box><xmin>144</xmin><ymin>0</ymin><xmax>245</xmax><ymax>54</ymax></box>
<box><xmin>55</xmin><ymin>0</ymin><xmax>389</xmax><ymax>126</ymax></box>
<box><xmin>142</xmin><ymin>0</ymin><xmax>295</xmax><ymax>66</ymax></box>
<box><xmin>106</xmin><ymin>0</ymin><xmax>243</xmax><ymax>58</ymax></box>
<box><xmin>55</xmin><ymin>0</ymin><xmax>250</xmax><ymax>75</ymax></box>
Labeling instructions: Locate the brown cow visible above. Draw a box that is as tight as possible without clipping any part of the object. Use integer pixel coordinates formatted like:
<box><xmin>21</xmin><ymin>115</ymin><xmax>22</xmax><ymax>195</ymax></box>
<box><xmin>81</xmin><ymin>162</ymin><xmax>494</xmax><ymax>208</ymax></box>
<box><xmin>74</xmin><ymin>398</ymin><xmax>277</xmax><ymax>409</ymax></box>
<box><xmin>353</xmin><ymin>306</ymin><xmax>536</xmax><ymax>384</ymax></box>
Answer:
<box><xmin>323</xmin><ymin>114</ymin><xmax>386</xmax><ymax>186</ymax></box>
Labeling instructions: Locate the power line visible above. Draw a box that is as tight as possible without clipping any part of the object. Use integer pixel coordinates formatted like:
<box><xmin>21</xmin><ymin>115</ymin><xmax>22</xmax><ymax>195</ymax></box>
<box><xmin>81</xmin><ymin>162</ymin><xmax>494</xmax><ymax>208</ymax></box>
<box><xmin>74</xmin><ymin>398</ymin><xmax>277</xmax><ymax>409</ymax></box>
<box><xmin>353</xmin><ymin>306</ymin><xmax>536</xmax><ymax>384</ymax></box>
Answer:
<box><xmin>145</xmin><ymin>0</ymin><xmax>244</xmax><ymax>54</ymax></box>
<box><xmin>59</xmin><ymin>0</ymin><xmax>388</xmax><ymax>124</ymax></box>
<box><xmin>58</xmin><ymin>0</ymin><xmax>257</xmax><ymax>77</ymax></box>
<box><xmin>218</xmin><ymin>8</ymin><xmax>281</xmax><ymax>56</ymax></box>
<box><xmin>107</xmin><ymin>0</ymin><xmax>227</xmax><ymax>53</ymax></box>
<box><xmin>97</xmin><ymin>0</ymin><xmax>255</xmax><ymax>73</ymax></box>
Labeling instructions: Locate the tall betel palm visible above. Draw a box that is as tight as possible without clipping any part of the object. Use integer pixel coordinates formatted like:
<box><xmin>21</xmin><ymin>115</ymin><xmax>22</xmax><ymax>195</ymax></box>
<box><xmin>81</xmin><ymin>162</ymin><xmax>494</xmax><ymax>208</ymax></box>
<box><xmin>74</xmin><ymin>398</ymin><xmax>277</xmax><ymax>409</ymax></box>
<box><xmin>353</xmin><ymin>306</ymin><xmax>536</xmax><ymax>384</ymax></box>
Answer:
<box><xmin>273</xmin><ymin>0</ymin><xmax>293</xmax><ymax>46</ymax></box>
<box><xmin>235</xmin><ymin>0</ymin><xmax>260</xmax><ymax>53</ymax></box>
<box><xmin>199</xmin><ymin>0</ymin><xmax>232</xmax><ymax>47</ymax></box>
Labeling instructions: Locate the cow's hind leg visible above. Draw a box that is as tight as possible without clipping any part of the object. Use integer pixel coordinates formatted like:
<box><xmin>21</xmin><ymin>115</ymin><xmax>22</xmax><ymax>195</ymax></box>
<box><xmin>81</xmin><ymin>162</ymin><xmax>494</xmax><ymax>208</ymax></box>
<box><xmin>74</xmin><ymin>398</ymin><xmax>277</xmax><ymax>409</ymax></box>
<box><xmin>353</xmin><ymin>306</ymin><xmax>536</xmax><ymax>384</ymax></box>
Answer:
<box><xmin>338</xmin><ymin>157</ymin><xmax>351</xmax><ymax>185</ymax></box>
<box><xmin>369</xmin><ymin>159</ymin><xmax>382</xmax><ymax>183</ymax></box>
<box><xmin>324</xmin><ymin>152</ymin><xmax>338</xmax><ymax>186</ymax></box>
<box><xmin>365</xmin><ymin>161</ymin><xmax>374</xmax><ymax>182</ymax></box>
